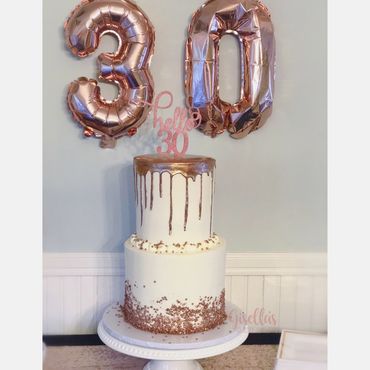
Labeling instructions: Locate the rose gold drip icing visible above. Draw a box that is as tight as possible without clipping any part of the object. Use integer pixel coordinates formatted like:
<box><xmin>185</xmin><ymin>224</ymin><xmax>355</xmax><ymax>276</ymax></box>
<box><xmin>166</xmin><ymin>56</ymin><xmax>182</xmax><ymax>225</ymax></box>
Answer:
<box><xmin>144</xmin><ymin>173</ymin><xmax>147</xmax><ymax>209</ymax></box>
<box><xmin>210</xmin><ymin>170</ymin><xmax>214</xmax><ymax>235</ymax></box>
<box><xmin>150</xmin><ymin>172</ymin><xmax>154</xmax><ymax>210</ymax></box>
<box><xmin>169</xmin><ymin>175</ymin><xmax>173</xmax><ymax>235</ymax></box>
<box><xmin>134</xmin><ymin>169</ymin><xmax>138</xmax><ymax>205</ymax></box>
<box><xmin>159</xmin><ymin>172</ymin><xmax>163</xmax><ymax>198</ymax></box>
<box><xmin>140</xmin><ymin>174</ymin><xmax>143</xmax><ymax>226</ymax></box>
<box><xmin>199</xmin><ymin>174</ymin><xmax>203</xmax><ymax>220</ymax></box>
<box><xmin>135</xmin><ymin>155</ymin><xmax>215</xmax><ymax>181</ymax></box>
<box><xmin>184</xmin><ymin>177</ymin><xmax>189</xmax><ymax>231</ymax></box>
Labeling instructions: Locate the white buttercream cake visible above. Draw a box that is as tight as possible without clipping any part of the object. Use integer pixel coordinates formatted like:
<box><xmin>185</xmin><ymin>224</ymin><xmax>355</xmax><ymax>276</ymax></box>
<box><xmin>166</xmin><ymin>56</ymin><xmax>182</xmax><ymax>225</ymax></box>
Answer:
<box><xmin>122</xmin><ymin>154</ymin><xmax>226</xmax><ymax>334</ymax></box>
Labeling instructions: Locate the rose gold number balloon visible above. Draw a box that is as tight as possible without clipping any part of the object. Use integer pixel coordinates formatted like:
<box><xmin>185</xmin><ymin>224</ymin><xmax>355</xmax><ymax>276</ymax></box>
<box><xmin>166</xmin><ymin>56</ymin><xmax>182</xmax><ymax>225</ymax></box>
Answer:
<box><xmin>65</xmin><ymin>0</ymin><xmax>155</xmax><ymax>148</ymax></box>
<box><xmin>185</xmin><ymin>0</ymin><xmax>275</xmax><ymax>139</ymax></box>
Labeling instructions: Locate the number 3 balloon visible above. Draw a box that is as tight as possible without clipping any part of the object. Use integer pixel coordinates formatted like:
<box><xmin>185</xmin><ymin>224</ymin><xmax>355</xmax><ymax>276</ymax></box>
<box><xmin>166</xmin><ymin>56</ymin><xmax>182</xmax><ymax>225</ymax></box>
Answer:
<box><xmin>185</xmin><ymin>0</ymin><xmax>275</xmax><ymax>139</ymax></box>
<box><xmin>65</xmin><ymin>0</ymin><xmax>155</xmax><ymax>148</ymax></box>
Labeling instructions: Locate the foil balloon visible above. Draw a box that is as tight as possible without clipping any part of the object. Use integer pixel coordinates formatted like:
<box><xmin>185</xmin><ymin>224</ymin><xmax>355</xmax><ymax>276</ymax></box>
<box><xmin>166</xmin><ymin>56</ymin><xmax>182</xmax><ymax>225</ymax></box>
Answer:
<box><xmin>65</xmin><ymin>0</ymin><xmax>155</xmax><ymax>148</ymax></box>
<box><xmin>185</xmin><ymin>0</ymin><xmax>275</xmax><ymax>139</ymax></box>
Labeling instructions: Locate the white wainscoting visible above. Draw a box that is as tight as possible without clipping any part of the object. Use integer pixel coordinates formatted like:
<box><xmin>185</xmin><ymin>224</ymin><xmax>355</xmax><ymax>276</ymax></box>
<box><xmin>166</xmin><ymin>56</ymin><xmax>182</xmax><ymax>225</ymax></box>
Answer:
<box><xmin>43</xmin><ymin>252</ymin><xmax>327</xmax><ymax>335</ymax></box>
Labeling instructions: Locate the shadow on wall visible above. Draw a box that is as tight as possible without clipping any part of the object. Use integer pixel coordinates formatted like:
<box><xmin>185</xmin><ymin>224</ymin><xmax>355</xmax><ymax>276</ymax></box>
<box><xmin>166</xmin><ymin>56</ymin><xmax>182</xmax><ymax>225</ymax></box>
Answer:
<box><xmin>101</xmin><ymin>163</ymin><xmax>136</xmax><ymax>252</ymax></box>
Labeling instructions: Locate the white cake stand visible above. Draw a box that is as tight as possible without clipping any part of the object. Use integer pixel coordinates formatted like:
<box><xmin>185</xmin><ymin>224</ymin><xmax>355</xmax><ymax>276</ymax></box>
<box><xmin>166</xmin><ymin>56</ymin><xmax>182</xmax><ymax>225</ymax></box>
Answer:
<box><xmin>97</xmin><ymin>302</ymin><xmax>249</xmax><ymax>370</ymax></box>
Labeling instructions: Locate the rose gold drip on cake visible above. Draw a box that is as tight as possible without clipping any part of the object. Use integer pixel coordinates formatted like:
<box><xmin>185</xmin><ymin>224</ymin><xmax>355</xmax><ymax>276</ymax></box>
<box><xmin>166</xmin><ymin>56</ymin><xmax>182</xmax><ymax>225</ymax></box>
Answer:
<box><xmin>150</xmin><ymin>172</ymin><xmax>154</xmax><ymax>210</ymax></box>
<box><xmin>134</xmin><ymin>170</ymin><xmax>138</xmax><ymax>205</ymax></box>
<box><xmin>210</xmin><ymin>170</ymin><xmax>214</xmax><ymax>235</ymax></box>
<box><xmin>159</xmin><ymin>172</ymin><xmax>163</xmax><ymax>198</ymax></box>
<box><xmin>169</xmin><ymin>175</ymin><xmax>173</xmax><ymax>235</ymax></box>
<box><xmin>135</xmin><ymin>155</ymin><xmax>215</xmax><ymax>181</ymax></box>
<box><xmin>199</xmin><ymin>174</ymin><xmax>203</xmax><ymax>220</ymax></box>
<box><xmin>144</xmin><ymin>173</ymin><xmax>147</xmax><ymax>209</ymax></box>
<box><xmin>140</xmin><ymin>174</ymin><xmax>143</xmax><ymax>226</ymax></box>
<box><xmin>184</xmin><ymin>177</ymin><xmax>189</xmax><ymax>231</ymax></box>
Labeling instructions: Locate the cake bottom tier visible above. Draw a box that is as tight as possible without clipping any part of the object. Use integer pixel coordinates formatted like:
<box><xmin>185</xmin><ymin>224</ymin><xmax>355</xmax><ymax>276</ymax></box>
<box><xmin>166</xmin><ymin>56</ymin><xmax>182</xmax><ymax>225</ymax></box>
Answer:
<box><xmin>122</xmin><ymin>239</ymin><xmax>226</xmax><ymax>335</ymax></box>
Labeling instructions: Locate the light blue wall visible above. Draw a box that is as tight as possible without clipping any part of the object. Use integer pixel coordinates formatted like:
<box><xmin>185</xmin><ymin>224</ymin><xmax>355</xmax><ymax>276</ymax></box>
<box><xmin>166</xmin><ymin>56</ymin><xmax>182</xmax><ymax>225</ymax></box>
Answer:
<box><xmin>43</xmin><ymin>0</ymin><xmax>326</xmax><ymax>253</ymax></box>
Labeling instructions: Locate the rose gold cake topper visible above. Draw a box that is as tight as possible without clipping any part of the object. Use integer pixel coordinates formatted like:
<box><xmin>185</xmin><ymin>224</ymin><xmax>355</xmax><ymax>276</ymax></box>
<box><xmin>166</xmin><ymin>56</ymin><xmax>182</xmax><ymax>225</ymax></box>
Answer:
<box><xmin>141</xmin><ymin>91</ymin><xmax>201</xmax><ymax>157</ymax></box>
<box><xmin>152</xmin><ymin>92</ymin><xmax>202</xmax><ymax>157</ymax></box>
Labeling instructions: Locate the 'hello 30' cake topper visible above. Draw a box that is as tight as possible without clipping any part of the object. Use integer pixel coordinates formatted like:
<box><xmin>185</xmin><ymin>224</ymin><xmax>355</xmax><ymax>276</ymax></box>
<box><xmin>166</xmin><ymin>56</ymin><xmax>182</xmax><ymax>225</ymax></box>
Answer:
<box><xmin>150</xmin><ymin>91</ymin><xmax>201</xmax><ymax>157</ymax></box>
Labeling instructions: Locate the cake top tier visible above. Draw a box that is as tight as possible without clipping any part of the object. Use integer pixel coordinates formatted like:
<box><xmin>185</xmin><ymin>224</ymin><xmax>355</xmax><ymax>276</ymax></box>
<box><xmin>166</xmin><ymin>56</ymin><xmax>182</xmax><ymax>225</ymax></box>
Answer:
<box><xmin>134</xmin><ymin>154</ymin><xmax>216</xmax><ymax>180</ymax></box>
<box><xmin>133</xmin><ymin>154</ymin><xmax>216</xmax><ymax>243</ymax></box>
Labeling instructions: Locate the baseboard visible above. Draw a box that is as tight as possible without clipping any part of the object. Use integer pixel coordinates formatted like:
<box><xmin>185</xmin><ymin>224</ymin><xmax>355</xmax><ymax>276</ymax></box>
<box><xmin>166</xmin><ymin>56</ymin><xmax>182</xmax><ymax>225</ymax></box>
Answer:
<box><xmin>43</xmin><ymin>252</ymin><xmax>327</xmax><ymax>335</ymax></box>
<box><xmin>42</xmin><ymin>333</ymin><xmax>282</xmax><ymax>346</ymax></box>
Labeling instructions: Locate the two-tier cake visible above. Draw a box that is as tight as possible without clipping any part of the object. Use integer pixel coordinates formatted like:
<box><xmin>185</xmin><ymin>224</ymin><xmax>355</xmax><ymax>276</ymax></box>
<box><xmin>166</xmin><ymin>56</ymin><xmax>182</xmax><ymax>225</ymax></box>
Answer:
<box><xmin>122</xmin><ymin>154</ymin><xmax>226</xmax><ymax>334</ymax></box>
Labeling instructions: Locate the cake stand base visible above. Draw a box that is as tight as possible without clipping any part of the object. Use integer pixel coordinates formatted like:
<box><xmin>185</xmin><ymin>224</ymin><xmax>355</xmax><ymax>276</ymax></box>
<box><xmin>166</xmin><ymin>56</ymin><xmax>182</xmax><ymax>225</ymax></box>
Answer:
<box><xmin>143</xmin><ymin>359</ymin><xmax>203</xmax><ymax>370</ymax></box>
<box><xmin>98</xmin><ymin>302</ymin><xmax>248</xmax><ymax>370</ymax></box>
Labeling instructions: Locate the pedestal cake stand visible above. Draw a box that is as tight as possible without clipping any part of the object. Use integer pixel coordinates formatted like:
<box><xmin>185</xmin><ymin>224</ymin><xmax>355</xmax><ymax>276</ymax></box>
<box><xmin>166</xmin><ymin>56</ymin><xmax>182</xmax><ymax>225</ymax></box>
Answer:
<box><xmin>98</xmin><ymin>302</ymin><xmax>249</xmax><ymax>370</ymax></box>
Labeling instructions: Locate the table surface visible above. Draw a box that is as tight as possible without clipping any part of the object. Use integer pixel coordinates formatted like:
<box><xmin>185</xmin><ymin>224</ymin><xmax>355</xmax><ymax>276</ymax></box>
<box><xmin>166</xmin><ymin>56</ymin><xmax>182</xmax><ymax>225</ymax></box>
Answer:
<box><xmin>43</xmin><ymin>344</ymin><xmax>278</xmax><ymax>370</ymax></box>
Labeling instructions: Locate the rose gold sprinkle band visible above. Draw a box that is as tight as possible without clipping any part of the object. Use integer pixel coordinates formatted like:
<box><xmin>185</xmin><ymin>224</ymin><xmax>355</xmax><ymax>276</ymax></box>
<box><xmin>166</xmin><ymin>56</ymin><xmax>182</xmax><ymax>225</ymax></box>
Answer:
<box><xmin>123</xmin><ymin>281</ymin><xmax>226</xmax><ymax>335</ymax></box>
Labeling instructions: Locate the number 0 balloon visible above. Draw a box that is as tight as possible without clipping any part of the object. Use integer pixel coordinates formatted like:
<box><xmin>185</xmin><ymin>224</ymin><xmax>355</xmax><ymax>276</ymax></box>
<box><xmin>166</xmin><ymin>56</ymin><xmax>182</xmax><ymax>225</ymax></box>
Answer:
<box><xmin>64</xmin><ymin>0</ymin><xmax>155</xmax><ymax>148</ymax></box>
<box><xmin>185</xmin><ymin>0</ymin><xmax>275</xmax><ymax>139</ymax></box>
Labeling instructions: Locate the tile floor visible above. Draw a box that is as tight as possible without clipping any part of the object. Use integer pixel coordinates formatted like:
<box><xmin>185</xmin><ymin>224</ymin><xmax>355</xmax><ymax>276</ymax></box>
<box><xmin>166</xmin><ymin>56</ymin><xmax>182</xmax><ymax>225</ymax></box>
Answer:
<box><xmin>43</xmin><ymin>344</ymin><xmax>278</xmax><ymax>370</ymax></box>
